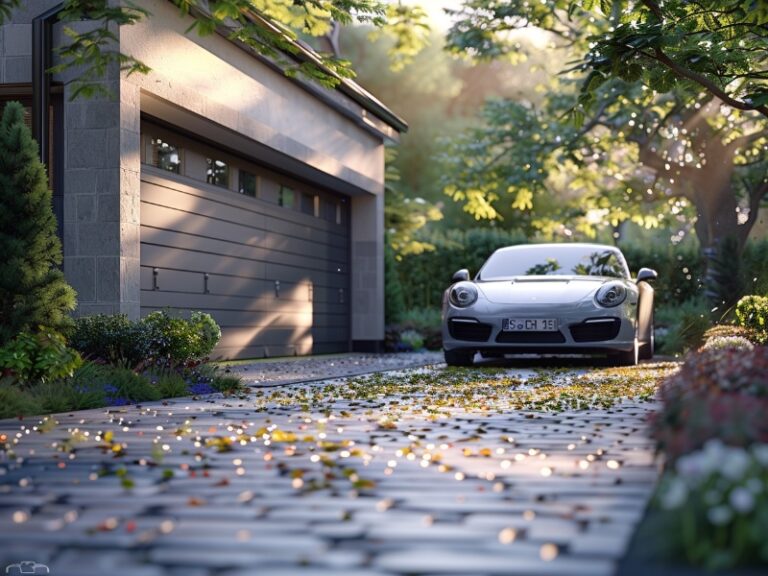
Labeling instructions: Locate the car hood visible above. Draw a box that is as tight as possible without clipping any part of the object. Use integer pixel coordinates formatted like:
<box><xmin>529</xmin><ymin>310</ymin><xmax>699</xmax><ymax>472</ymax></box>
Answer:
<box><xmin>477</xmin><ymin>276</ymin><xmax>615</xmax><ymax>304</ymax></box>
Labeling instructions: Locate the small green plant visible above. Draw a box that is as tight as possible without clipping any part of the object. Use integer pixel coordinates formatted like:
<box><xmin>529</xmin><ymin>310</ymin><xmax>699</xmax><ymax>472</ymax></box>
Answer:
<box><xmin>154</xmin><ymin>371</ymin><xmax>189</xmax><ymax>398</ymax></box>
<box><xmin>0</xmin><ymin>383</ymin><xmax>42</xmax><ymax>419</ymax></box>
<box><xmin>735</xmin><ymin>295</ymin><xmax>768</xmax><ymax>344</ymax></box>
<box><xmin>33</xmin><ymin>362</ymin><xmax>109</xmax><ymax>413</ymax></box>
<box><xmin>190</xmin><ymin>311</ymin><xmax>221</xmax><ymax>357</ymax></box>
<box><xmin>399</xmin><ymin>329</ymin><xmax>425</xmax><ymax>350</ymax></box>
<box><xmin>0</xmin><ymin>330</ymin><xmax>82</xmax><ymax>385</ymax></box>
<box><xmin>104</xmin><ymin>367</ymin><xmax>160</xmax><ymax>403</ymax></box>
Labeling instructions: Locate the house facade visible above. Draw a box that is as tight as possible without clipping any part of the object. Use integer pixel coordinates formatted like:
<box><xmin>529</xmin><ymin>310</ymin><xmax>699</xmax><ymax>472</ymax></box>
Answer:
<box><xmin>0</xmin><ymin>0</ymin><xmax>405</xmax><ymax>358</ymax></box>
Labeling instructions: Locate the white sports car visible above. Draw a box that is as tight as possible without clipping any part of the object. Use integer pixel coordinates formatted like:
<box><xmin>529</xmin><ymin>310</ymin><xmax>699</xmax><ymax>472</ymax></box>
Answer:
<box><xmin>442</xmin><ymin>243</ymin><xmax>657</xmax><ymax>366</ymax></box>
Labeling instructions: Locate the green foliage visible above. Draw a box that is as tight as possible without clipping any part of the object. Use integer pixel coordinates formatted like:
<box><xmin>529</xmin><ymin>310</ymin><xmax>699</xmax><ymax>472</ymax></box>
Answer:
<box><xmin>398</xmin><ymin>329</ymin><xmax>424</xmax><ymax>351</ymax></box>
<box><xmin>143</xmin><ymin>310</ymin><xmax>219</xmax><ymax>363</ymax></box>
<box><xmin>70</xmin><ymin>314</ymin><xmax>149</xmax><ymax>366</ymax></box>
<box><xmin>153</xmin><ymin>371</ymin><xmax>189</xmax><ymax>399</ymax></box>
<box><xmin>0</xmin><ymin>331</ymin><xmax>82</xmax><ymax>385</ymax></box>
<box><xmin>384</xmin><ymin>240</ymin><xmax>406</xmax><ymax>325</ymax></box>
<box><xmin>0</xmin><ymin>383</ymin><xmax>40</xmax><ymax>419</ymax></box>
<box><xmin>0</xmin><ymin>102</ymin><xmax>76</xmax><ymax>345</ymax></box>
<box><xmin>702</xmin><ymin>324</ymin><xmax>760</xmax><ymax>345</ymax></box>
<box><xmin>71</xmin><ymin>311</ymin><xmax>222</xmax><ymax>367</ymax></box>
<box><xmin>655</xmin><ymin>298</ymin><xmax>712</xmax><ymax>355</ymax></box>
<box><xmin>104</xmin><ymin>366</ymin><xmax>161</xmax><ymax>403</ymax></box>
<box><xmin>394</xmin><ymin>228</ymin><xmax>529</xmax><ymax>310</ymax></box>
<box><xmin>735</xmin><ymin>295</ymin><xmax>768</xmax><ymax>344</ymax></box>
<box><xmin>32</xmin><ymin>362</ymin><xmax>110</xmax><ymax>413</ymax></box>
<box><xmin>189</xmin><ymin>311</ymin><xmax>222</xmax><ymax>358</ymax></box>
<box><xmin>443</xmin><ymin>1</ymin><xmax>768</xmax><ymax>254</ymax></box>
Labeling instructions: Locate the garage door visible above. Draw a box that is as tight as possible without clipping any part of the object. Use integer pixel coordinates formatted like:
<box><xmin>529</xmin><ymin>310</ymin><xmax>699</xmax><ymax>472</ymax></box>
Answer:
<box><xmin>138</xmin><ymin>126</ymin><xmax>351</xmax><ymax>359</ymax></box>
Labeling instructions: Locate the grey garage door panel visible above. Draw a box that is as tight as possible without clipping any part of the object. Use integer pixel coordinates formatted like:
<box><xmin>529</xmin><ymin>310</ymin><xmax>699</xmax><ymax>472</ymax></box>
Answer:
<box><xmin>216</xmin><ymin>327</ymin><xmax>312</xmax><ymax>349</ymax></box>
<box><xmin>142</xmin><ymin>176</ymin><xmax>347</xmax><ymax>239</ymax></box>
<box><xmin>142</xmin><ymin>202</ymin><xmax>348</xmax><ymax>262</ymax></box>
<box><xmin>311</xmin><ymin>325</ymin><xmax>351</xmax><ymax>342</ymax></box>
<box><xmin>141</xmin><ymin>182</ymin><xmax>348</xmax><ymax>249</ymax></box>
<box><xmin>213</xmin><ymin>344</ymin><xmax>310</xmax><ymax>360</ymax></box>
<box><xmin>312</xmin><ymin>341</ymin><xmax>349</xmax><ymax>355</ymax></box>
<box><xmin>141</xmin><ymin>245</ymin><xmax>348</xmax><ymax>289</ymax></box>
<box><xmin>141</xmin><ymin>289</ymin><xmax>347</xmax><ymax>316</ymax></box>
<box><xmin>142</xmin><ymin>225</ymin><xmax>346</xmax><ymax>273</ymax></box>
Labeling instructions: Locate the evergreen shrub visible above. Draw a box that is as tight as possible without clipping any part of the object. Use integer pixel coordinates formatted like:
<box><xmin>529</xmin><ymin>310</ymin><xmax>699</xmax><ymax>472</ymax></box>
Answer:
<box><xmin>0</xmin><ymin>101</ymin><xmax>76</xmax><ymax>345</ymax></box>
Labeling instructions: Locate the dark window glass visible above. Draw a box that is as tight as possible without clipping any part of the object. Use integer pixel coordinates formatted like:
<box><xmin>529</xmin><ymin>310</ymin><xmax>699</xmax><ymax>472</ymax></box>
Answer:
<box><xmin>239</xmin><ymin>170</ymin><xmax>256</xmax><ymax>197</ymax></box>
<box><xmin>206</xmin><ymin>158</ymin><xmax>229</xmax><ymax>188</ymax></box>
<box><xmin>279</xmin><ymin>186</ymin><xmax>294</xmax><ymax>209</ymax></box>
<box><xmin>320</xmin><ymin>198</ymin><xmax>336</xmax><ymax>222</ymax></box>
<box><xmin>151</xmin><ymin>137</ymin><xmax>181</xmax><ymax>173</ymax></box>
<box><xmin>301</xmin><ymin>192</ymin><xmax>317</xmax><ymax>216</ymax></box>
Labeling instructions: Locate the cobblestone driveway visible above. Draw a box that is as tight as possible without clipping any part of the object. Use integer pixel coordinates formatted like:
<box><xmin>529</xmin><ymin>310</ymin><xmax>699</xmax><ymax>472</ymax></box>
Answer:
<box><xmin>0</xmin><ymin>354</ymin><xmax>672</xmax><ymax>576</ymax></box>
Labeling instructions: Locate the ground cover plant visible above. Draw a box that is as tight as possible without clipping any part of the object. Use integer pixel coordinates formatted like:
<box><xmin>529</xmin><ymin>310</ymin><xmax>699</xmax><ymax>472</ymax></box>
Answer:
<box><xmin>651</xmin><ymin>327</ymin><xmax>768</xmax><ymax>569</ymax></box>
<box><xmin>0</xmin><ymin>311</ymin><xmax>242</xmax><ymax>420</ymax></box>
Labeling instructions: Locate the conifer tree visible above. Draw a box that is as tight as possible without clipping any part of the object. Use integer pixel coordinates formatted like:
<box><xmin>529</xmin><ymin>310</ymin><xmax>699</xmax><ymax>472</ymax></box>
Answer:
<box><xmin>0</xmin><ymin>101</ymin><xmax>76</xmax><ymax>345</ymax></box>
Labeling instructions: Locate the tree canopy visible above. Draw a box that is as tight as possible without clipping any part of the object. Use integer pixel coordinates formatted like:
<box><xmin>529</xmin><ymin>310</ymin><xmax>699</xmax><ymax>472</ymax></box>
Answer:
<box><xmin>441</xmin><ymin>0</ymin><xmax>768</xmax><ymax>252</ymax></box>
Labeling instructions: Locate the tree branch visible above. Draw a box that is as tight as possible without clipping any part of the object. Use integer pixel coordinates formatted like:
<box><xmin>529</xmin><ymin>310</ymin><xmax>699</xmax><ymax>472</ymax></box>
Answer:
<box><xmin>649</xmin><ymin>48</ymin><xmax>768</xmax><ymax>117</ymax></box>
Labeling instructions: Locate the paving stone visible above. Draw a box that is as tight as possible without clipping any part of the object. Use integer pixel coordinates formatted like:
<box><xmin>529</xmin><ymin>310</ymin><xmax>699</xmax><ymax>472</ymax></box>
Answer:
<box><xmin>0</xmin><ymin>355</ymin><xmax>667</xmax><ymax>576</ymax></box>
<box><xmin>373</xmin><ymin>547</ymin><xmax>614</xmax><ymax>575</ymax></box>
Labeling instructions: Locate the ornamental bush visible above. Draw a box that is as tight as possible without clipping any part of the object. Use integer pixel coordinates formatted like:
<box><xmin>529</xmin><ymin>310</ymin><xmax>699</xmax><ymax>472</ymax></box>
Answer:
<box><xmin>735</xmin><ymin>295</ymin><xmax>768</xmax><ymax>344</ymax></box>
<box><xmin>71</xmin><ymin>310</ymin><xmax>221</xmax><ymax>367</ymax></box>
<box><xmin>651</xmin><ymin>347</ymin><xmax>768</xmax><ymax>462</ymax></box>
<box><xmin>70</xmin><ymin>314</ymin><xmax>149</xmax><ymax>366</ymax></box>
<box><xmin>0</xmin><ymin>101</ymin><xmax>76</xmax><ymax>345</ymax></box>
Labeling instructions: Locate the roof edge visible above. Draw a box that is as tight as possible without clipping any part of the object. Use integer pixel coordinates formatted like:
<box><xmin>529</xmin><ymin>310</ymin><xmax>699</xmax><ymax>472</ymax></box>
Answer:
<box><xmin>185</xmin><ymin>3</ymin><xmax>408</xmax><ymax>134</ymax></box>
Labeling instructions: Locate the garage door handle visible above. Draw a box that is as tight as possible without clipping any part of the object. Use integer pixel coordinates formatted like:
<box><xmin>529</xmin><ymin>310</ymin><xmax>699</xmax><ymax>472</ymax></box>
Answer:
<box><xmin>338</xmin><ymin>288</ymin><xmax>344</xmax><ymax>304</ymax></box>
<box><xmin>153</xmin><ymin>268</ymin><xmax>160</xmax><ymax>291</ymax></box>
<box><xmin>274</xmin><ymin>280</ymin><xmax>281</xmax><ymax>298</ymax></box>
<box><xmin>204</xmin><ymin>273</ymin><xmax>210</xmax><ymax>294</ymax></box>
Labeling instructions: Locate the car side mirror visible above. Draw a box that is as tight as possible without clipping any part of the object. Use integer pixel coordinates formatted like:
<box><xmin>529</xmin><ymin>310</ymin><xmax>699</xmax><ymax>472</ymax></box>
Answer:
<box><xmin>452</xmin><ymin>268</ymin><xmax>470</xmax><ymax>283</ymax></box>
<box><xmin>636</xmin><ymin>267</ymin><xmax>658</xmax><ymax>283</ymax></box>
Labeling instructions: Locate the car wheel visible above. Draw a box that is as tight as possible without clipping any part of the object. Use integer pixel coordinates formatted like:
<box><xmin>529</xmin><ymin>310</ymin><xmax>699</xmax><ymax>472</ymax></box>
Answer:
<box><xmin>444</xmin><ymin>348</ymin><xmax>475</xmax><ymax>367</ymax></box>
<box><xmin>615</xmin><ymin>337</ymin><xmax>639</xmax><ymax>367</ymax></box>
<box><xmin>639</xmin><ymin>313</ymin><xmax>654</xmax><ymax>360</ymax></box>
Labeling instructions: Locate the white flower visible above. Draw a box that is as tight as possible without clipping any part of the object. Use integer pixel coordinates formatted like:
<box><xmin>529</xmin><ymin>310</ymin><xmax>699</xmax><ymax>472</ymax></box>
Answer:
<box><xmin>660</xmin><ymin>477</ymin><xmax>688</xmax><ymax>510</ymax></box>
<box><xmin>721</xmin><ymin>448</ymin><xmax>751</xmax><ymax>481</ymax></box>
<box><xmin>729</xmin><ymin>487</ymin><xmax>755</xmax><ymax>513</ymax></box>
<box><xmin>707</xmin><ymin>505</ymin><xmax>733</xmax><ymax>526</ymax></box>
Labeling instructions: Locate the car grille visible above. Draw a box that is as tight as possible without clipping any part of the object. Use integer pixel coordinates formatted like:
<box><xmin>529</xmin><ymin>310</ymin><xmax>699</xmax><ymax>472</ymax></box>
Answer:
<box><xmin>448</xmin><ymin>319</ymin><xmax>493</xmax><ymax>342</ymax></box>
<box><xmin>496</xmin><ymin>331</ymin><xmax>566</xmax><ymax>344</ymax></box>
<box><xmin>570</xmin><ymin>318</ymin><xmax>621</xmax><ymax>342</ymax></box>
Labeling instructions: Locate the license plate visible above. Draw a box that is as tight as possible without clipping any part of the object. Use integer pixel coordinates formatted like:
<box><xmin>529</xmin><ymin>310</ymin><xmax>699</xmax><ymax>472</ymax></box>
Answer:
<box><xmin>502</xmin><ymin>318</ymin><xmax>558</xmax><ymax>332</ymax></box>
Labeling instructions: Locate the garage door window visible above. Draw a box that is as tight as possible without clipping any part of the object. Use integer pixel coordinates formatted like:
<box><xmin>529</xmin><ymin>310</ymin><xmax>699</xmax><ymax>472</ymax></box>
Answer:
<box><xmin>151</xmin><ymin>137</ymin><xmax>181</xmax><ymax>173</ymax></box>
<box><xmin>206</xmin><ymin>158</ymin><xmax>229</xmax><ymax>188</ymax></box>
<box><xmin>239</xmin><ymin>170</ymin><xmax>257</xmax><ymax>197</ymax></box>
<box><xmin>279</xmin><ymin>186</ymin><xmax>294</xmax><ymax>209</ymax></box>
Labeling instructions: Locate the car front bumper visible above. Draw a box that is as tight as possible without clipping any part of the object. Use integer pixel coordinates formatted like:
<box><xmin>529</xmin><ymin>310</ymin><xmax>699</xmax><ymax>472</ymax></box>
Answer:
<box><xmin>442</xmin><ymin>300</ymin><xmax>637</xmax><ymax>355</ymax></box>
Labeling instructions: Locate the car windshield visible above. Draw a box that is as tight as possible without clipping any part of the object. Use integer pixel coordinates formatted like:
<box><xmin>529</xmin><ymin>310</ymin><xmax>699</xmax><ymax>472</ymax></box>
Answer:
<box><xmin>478</xmin><ymin>245</ymin><xmax>629</xmax><ymax>280</ymax></box>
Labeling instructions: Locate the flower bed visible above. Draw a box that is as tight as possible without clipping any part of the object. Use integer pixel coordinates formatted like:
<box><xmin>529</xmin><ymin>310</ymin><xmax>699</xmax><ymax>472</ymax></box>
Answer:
<box><xmin>651</xmin><ymin>324</ymin><xmax>768</xmax><ymax>569</ymax></box>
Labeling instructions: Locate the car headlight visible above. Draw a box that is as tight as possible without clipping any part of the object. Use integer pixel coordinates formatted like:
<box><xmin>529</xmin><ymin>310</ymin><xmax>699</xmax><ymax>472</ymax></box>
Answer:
<box><xmin>449</xmin><ymin>282</ymin><xmax>478</xmax><ymax>308</ymax></box>
<box><xmin>595</xmin><ymin>282</ymin><xmax>627</xmax><ymax>307</ymax></box>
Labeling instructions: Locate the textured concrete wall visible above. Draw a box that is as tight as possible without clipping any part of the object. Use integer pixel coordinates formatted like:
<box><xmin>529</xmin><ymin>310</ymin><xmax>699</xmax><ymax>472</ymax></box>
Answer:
<box><xmin>0</xmin><ymin>0</ymin><xmax>141</xmax><ymax>318</ymax></box>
